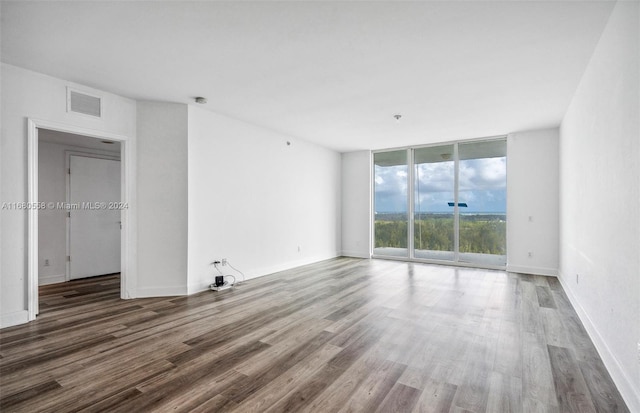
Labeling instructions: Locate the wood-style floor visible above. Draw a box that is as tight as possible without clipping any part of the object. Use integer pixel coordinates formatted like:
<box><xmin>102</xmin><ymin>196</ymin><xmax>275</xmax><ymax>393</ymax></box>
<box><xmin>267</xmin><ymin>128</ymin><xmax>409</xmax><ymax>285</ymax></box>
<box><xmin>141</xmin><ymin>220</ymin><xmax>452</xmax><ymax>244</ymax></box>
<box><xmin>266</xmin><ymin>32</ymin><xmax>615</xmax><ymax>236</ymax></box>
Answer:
<box><xmin>0</xmin><ymin>258</ymin><xmax>629</xmax><ymax>412</ymax></box>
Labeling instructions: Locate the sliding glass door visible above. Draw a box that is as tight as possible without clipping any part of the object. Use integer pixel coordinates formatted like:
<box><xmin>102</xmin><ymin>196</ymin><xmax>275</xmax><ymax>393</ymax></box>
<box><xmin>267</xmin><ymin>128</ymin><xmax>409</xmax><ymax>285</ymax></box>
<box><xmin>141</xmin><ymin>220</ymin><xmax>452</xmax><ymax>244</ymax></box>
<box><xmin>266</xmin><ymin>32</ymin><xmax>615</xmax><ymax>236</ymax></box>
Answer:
<box><xmin>373</xmin><ymin>150</ymin><xmax>408</xmax><ymax>258</ymax></box>
<box><xmin>414</xmin><ymin>145</ymin><xmax>455</xmax><ymax>261</ymax></box>
<box><xmin>372</xmin><ymin>138</ymin><xmax>507</xmax><ymax>268</ymax></box>
<box><xmin>458</xmin><ymin>140</ymin><xmax>507</xmax><ymax>266</ymax></box>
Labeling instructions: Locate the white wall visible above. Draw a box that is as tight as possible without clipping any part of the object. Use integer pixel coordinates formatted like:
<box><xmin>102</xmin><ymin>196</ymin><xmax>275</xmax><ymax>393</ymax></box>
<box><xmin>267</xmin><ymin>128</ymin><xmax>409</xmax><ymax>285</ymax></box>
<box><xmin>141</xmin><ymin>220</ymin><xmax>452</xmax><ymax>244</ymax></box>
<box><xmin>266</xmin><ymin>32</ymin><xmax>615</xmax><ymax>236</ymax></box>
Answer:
<box><xmin>38</xmin><ymin>142</ymin><xmax>120</xmax><ymax>285</ymax></box>
<box><xmin>559</xmin><ymin>1</ymin><xmax>639</xmax><ymax>410</ymax></box>
<box><xmin>506</xmin><ymin>128</ymin><xmax>559</xmax><ymax>276</ymax></box>
<box><xmin>136</xmin><ymin>102</ymin><xmax>189</xmax><ymax>296</ymax></box>
<box><xmin>0</xmin><ymin>64</ymin><xmax>136</xmax><ymax>328</ymax></box>
<box><xmin>187</xmin><ymin>106</ymin><xmax>341</xmax><ymax>293</ymax></box>
<box><xmin>341</xmin><ymin>151</ymin><xmax>371</xmax><ymax>258</ymax></box>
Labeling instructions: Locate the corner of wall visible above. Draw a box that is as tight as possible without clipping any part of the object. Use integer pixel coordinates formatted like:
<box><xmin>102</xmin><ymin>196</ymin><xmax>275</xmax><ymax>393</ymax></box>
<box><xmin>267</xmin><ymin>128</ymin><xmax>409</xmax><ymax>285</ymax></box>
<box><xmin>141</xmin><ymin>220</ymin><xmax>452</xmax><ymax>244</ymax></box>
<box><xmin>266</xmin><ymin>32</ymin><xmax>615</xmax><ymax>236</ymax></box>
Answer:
<box><xmin>0</xmin><ymin>310</ymin><xmax>30</xmax><ymax>329</ymax></box>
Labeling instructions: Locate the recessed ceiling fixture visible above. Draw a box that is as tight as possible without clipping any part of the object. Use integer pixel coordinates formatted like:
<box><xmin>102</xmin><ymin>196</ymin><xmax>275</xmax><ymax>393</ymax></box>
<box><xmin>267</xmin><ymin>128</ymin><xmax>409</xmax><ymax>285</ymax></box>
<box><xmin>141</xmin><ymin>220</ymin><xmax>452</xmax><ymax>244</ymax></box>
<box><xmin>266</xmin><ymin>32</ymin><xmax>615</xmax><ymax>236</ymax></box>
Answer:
<box><xmin>393</xmin><ymin>114</ymin><xmax>402</xmax><ymax>123</ymax></box>
<box><xmin>195</xmin><ymin>97</ymin><xmax>207</xmax><ymax>104</ymax></box>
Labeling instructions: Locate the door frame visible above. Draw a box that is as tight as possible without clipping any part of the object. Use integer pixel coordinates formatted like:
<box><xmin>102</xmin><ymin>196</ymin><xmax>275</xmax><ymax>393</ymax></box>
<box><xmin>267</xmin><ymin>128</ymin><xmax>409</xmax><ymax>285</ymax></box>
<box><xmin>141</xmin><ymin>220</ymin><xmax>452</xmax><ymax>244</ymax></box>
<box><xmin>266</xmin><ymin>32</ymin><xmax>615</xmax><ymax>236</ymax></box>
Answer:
<box><xmin>27</xmin><ymin>118</ymin><xmax>136</xmax><ymax>321</ymax></box>
<box><xmin>65</xmin><ymin>152</ymin><xmax>121</xmax><ymax>281</ymax></box>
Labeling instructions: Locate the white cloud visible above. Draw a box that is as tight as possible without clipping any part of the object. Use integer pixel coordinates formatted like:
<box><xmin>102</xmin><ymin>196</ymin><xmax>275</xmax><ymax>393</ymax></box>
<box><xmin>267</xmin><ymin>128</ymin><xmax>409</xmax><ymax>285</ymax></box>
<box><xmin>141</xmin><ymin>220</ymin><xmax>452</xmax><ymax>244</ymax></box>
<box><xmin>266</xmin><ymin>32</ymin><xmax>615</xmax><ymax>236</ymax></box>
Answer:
<box><xmin>375</xmin><ymin>156</ymin><xmax>507</xmax><ymax>212</ymax></box>
<box><xmin>459</xmin><ymin>157</ymin><xmax>506</xmax><ymax>190</ymax></box>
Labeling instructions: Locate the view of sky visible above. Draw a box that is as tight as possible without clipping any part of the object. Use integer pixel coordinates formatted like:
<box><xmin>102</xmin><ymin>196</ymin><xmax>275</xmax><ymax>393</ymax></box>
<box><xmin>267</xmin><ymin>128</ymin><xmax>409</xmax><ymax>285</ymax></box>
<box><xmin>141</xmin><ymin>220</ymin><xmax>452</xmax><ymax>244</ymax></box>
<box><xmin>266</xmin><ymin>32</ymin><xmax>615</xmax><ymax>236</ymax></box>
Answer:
<box><xmin>375</xmin><ymin>157</ymin><xmax>506</xmax><ymax>213</ymax></box>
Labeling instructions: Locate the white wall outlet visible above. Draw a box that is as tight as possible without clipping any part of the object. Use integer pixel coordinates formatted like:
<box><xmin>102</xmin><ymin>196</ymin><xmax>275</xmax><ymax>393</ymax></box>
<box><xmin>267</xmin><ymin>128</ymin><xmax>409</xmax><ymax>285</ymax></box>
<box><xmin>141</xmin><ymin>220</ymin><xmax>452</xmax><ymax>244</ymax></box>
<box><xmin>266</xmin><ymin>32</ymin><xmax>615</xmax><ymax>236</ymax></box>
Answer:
<box><xmin>44</xmin><ymin>259</ymin><xmax>50</xmax><ymax>267</ymax></box>
<box><xmin>527</xmin><ymin>251</ymin><xmax>532</xmax><ymax>258</ymax></box>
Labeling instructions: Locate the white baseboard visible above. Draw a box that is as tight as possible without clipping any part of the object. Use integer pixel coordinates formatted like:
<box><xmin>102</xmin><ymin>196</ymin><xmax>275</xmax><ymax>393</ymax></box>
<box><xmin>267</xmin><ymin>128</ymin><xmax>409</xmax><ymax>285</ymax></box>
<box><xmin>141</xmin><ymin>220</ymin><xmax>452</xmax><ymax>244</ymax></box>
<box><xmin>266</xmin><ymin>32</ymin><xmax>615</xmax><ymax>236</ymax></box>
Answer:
<box><xmin>506</xmin><ymin>264</ymin><xmax>558</xmax><ymax>276</ymax></box>
<box><xmin>340</xmin><ymin>250</ymin><xmax>371</xmax><ymax>259</ymax></box>
<box><xmin>135</xmin><ymin>285</ymin><xmax>187</xmax><ymax>298</ymax></box>
<box><xmin>246</xmin><ymin>253</ymin><xmax>341</xmax><ymax>280</ymax></box>
<box><xmin>1</xmin><ymin>310</ymin><xmax>29</xmax><ymax>328</ymax></box>
<box><xmin>188</xmin><ymin>281</ymin><xmax>235</xmax><ymax>295</ymax></box>
<box><xmin>39</xmin><ymin>274</ymin><xmax>66</xmax><ymax>286</ymax></box>
<box><xmin>187</xmin><ymin>253</ymin><xmax>342</xmax><ymax>295</ymax></box>
<box><xmin>558</xmin><ymin>273</ymin><xmax>640</xmax><ymax>412</ymax></box>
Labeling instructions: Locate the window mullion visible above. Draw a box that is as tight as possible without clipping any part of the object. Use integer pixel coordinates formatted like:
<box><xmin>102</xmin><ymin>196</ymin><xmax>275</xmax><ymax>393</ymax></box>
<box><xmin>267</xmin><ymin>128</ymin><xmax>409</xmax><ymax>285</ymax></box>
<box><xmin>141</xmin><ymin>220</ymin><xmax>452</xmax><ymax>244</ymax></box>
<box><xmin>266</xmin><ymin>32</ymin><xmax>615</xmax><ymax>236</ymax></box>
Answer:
<box><xmin>408</xmin><ymin>148</ymin><xmax>415</xmax><ymax>259</ymax></box>
<box><xmin>454</xmin><ymin>143</ymin><xmax>460</xmax><ymax>262</ymax></box>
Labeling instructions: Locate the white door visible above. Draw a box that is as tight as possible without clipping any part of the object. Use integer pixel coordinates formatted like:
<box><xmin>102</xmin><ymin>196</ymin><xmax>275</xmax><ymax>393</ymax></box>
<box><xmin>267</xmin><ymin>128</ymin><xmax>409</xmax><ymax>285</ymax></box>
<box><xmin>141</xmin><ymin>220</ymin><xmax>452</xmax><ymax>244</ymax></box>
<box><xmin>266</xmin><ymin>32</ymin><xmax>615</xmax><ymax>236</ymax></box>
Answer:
<box><xmin>69</xmin><ymin>155</ymin><xmax>121</xmax><ymax>279</ymax></box>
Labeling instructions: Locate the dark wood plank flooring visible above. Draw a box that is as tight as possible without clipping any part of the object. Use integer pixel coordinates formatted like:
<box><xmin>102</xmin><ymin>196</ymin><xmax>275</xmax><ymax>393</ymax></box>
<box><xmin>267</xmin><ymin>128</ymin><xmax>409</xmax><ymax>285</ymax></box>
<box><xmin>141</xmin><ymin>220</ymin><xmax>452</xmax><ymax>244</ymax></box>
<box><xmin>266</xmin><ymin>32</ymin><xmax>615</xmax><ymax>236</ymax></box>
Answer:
<box><xmin>0</xmin><ymin>258</ymin><xmax>629</xmax><ymax>412</ymax></box>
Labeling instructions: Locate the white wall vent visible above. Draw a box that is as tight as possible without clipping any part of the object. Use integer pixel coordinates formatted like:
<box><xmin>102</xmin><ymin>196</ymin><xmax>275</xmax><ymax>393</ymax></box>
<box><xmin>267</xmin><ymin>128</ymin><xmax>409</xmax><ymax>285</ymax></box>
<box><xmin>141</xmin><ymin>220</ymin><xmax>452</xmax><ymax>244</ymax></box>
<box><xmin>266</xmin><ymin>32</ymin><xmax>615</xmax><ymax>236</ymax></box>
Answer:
<box><xmin>67</xmin><ymin>87</ymin><xmax>102</xmax><ymax>118</ymax></box>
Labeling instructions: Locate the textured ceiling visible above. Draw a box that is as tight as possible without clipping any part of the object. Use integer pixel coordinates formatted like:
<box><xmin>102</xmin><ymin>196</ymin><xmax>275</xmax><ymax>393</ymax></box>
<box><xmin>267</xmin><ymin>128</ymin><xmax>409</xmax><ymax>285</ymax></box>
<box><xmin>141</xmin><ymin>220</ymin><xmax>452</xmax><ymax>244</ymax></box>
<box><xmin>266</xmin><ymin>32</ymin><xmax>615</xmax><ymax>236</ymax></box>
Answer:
<box><xmin>1</xmin><ymin>1</ymin><xmax>614</xmax><ymax>151</ymax></box>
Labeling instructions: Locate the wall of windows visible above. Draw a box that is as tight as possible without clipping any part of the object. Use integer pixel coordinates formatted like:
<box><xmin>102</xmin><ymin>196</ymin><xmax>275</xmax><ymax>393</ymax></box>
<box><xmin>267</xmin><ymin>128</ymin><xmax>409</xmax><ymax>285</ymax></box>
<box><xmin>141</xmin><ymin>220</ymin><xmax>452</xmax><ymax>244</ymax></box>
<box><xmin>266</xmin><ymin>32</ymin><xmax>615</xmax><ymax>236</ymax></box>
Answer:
<box><xmin>373</xmin><ymin>138</ymin><xmax>506</xmax><ymax>267</ymax></box>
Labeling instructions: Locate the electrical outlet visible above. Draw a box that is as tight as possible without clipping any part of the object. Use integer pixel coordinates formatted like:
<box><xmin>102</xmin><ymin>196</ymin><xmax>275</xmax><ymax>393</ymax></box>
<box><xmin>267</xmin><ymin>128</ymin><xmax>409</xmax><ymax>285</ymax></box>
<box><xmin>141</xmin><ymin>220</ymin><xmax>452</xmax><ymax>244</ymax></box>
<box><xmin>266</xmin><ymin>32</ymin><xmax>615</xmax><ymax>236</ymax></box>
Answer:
<box><xmin>527</xmin><ymin>252</ymin><xmax>532</xmax><ymax>258</ymax></box>
<box><xmin>44</xmin><ymin>259</ymin><xmax>50</xmax><ymax>267</ymax></box>
<box><xmin>221</xmin><ymin>258</ymin><xmax>227</xmax><ymax>266</ymax></box>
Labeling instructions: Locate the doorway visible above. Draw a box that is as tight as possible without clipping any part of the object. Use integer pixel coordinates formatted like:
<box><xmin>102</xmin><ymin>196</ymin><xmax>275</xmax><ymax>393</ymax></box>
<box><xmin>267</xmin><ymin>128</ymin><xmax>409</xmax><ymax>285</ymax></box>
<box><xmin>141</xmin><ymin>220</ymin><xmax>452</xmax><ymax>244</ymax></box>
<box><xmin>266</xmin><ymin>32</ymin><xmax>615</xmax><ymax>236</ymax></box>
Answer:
<box><xmin>27</xmin><ymin>119</ymin><xmax>133</xmax><ymax>320</ymax></box>
<box><xmin>38</xmin><ymin>130</ymin><xmax>122</xmax><ymax>286</ymax></box>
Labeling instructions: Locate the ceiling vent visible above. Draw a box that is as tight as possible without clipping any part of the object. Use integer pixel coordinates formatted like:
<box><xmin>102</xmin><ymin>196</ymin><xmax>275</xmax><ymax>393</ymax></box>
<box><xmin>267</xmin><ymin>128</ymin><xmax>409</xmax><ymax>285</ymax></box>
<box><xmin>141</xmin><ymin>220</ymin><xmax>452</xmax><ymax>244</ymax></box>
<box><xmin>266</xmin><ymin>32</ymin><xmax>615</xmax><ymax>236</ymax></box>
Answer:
<box><xmin>67</xmin><ymin>87</ymin><xmax>102</xmax><ymax>118</ymax></box>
